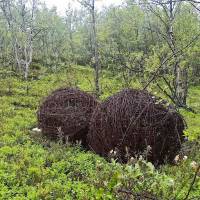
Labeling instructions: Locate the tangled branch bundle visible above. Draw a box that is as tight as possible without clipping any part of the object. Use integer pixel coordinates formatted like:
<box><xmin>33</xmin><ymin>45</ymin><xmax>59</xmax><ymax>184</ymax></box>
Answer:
<box><xmin>38</xmin><ymin>87</ymin><xmax>98</xmax><ymax>146</ymax></box>
<box><xmin>87</xmin><ymin>89</ymin><xmax>185</xmax><ymax>165</ymax></box>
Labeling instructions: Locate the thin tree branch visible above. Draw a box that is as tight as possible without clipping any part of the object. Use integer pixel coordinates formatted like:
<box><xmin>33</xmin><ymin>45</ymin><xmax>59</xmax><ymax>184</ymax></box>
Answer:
<box><xmin>183</xmin><ymin>165</ymin><xmax>200</xmax><ymax>200</ymax></box>
<box><xmin>143</xmin><ymin>33</ymin><xmax>200</xmax><ymax>90</ymax></box>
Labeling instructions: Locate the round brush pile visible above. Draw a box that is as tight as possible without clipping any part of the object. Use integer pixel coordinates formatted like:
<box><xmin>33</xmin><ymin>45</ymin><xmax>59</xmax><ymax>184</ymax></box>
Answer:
<box><xmin>38</xmin><ymin>87</ymin><xmax>98</xmax><ymax>146</ymax></box>
<box><xmin>88</xmin><ymin>89</ymin><xmax>185</xmax><ymax>165</ymax></box>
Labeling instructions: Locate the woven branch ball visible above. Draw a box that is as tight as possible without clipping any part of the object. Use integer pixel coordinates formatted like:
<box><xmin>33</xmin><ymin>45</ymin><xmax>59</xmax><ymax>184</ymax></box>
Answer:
<box><xmin>38</xmin><ymin>87</ymin><xmax>98</xmax><ymax>146</ymax></box>
<box><xmin>87</xmin><ymin>88</ymin><xmax>185</xmax><ymax>165</ymax></box>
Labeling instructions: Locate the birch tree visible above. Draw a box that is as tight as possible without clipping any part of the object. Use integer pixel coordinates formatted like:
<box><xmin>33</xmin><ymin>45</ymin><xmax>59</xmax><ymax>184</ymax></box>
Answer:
<box><xmin>77</xmin><ymin>0</ymin><xmax>100</xmax><ymax>96</ymax></box>
<box><xmin>0</xmin><ymin>0</ymin><xmax>38</xmax><ymax>80</ymax></box>
<box><xmin>65</xmin><ymin>3</ymin><xmax>76</xmax><ymax>63</ymax></box>
<box><xmin>141</xmin><ymin>0</ymin><xmax>199</xmax><ymax>107</ymax></box>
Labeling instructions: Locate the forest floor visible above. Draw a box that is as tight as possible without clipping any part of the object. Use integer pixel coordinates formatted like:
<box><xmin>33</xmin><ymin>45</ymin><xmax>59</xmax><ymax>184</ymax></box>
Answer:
<box><xmin>0</xmin><ymin>66</ymin><xmax>199</xmax><ymax>199</ymax></box>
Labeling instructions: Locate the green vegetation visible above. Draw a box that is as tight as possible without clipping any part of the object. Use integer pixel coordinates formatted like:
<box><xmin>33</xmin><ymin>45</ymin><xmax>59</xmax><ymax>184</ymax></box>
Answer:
<box><xmin>0</xmin><ymin>66</ymin><xmax>199</xmax><ymax>199</ymax></box>
<box><xmin>0</xmin><ymin>0</ymin><xmax>200</xmax><ymax>198</ymax></box>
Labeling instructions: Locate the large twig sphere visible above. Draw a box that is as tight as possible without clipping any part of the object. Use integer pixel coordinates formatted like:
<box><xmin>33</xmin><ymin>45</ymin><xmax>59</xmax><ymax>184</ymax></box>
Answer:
<box><xmin>38</xmin><ymin>87</ymin><xmax>98</xmax><ymax>146</ymax></box>
<box><xmin>88</xmin><ymin>89</ymin><xmax>185</xmax><ymax>165</ymax></box>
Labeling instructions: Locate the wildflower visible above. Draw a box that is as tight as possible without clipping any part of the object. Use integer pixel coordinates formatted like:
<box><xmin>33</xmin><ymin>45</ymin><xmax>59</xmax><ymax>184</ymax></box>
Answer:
<box><xmin>183</xmin><ymin>156</ymin><xmax>188</xmax><ymax>161</ymax></box>
<box><xmin>168</xmin><ymin>179</ymin><xmax>174</xmax><ymax>186</ymax></box>
<box><xmin>103</xmin><ymin>181</ymin><xmax>108</xmax><ymax>186</ymax></box>
<box><xmin>190</xmin><ymin>161</ymin><xmax>198</xmax><ymax>170</ymax></box>
<box><xmin>190</xmin><ymin>161</ymin><xmax>200</xmax><ymax>176</ymax></box>
<box><xmin>32</xmin><ymin>127</ymin><xmax>41</xmax><ymax>133</ymax></box>
<box><xmin>147</xmin><ymin>145</ymin><xmax>152</xmax><ymax>152</ymax></box>
<box><xmin>174</xmin><ymin>155</ymin><xmax>180</xmax><ymax>164</ymax></box>
<box><xmin>130</xmin><ymin>157</ymin><xmax>134</xmax><ymax>162</ymax></box>
<box><xmin>128</xmin><ymin>157</ymin><xmax>136</xmax><ymax>164</ymax></box>
<box><xmin>139</xmin><ymin>175</ymin><xmax>144</xmax><ymax>181</ymax></box>
<box><xmin>139</xmin><ymin>155</ymin><xmax>143</xmax><ymax>161</ymax></box>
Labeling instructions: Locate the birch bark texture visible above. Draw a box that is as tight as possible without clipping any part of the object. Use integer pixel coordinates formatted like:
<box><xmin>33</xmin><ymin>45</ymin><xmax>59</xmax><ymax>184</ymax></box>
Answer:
<box><xmin>77</xmin><ymin>0</ymin><xmax>100</xmax><ymax>96</ymax></box>
<box><xmin>0</xmin><ymin>0</ymin><xmax>38</xmax><ymax>80</ymax></box>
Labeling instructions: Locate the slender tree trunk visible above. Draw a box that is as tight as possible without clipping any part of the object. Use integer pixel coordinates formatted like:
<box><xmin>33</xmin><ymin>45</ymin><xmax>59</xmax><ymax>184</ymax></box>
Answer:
<box><xmin>69</xmin><ymin>17</ymin><xmax>75</xmax><ymax>62</ymax></box>
<box><xmin>168</xmin><ymin>0</ymin><xmax>188</xmax><ymax>107</ymax></box>
<box><xmin>91</xmin><ymin>0</ymin><xmax>100</xmax><ymax>96</ymax></box>
<box><xmin>66</xmin><ymin>6</ymin><xmax>75</xmax><ymax>63</ymax></box>
<box><xmin>176</xmin><ymin>67</ymin><xmax>188</xmax><ymax>106</ymax></box>
<box><xmin>0</xmin><ymin>0</ymin><xmax>36</xmax><ymax>80</ymax></box>
<box><xmin>77</xmin><ymin>0</ymin><xmax>100</xmax><ymax>96</ymax></box>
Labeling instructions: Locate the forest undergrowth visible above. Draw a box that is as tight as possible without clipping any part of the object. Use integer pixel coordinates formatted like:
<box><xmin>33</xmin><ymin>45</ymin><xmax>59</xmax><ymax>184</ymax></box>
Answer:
<box><xmin>0</xmin><ymin>66</ymin><xmax>199</xmax><ymax>200</ymax></box>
